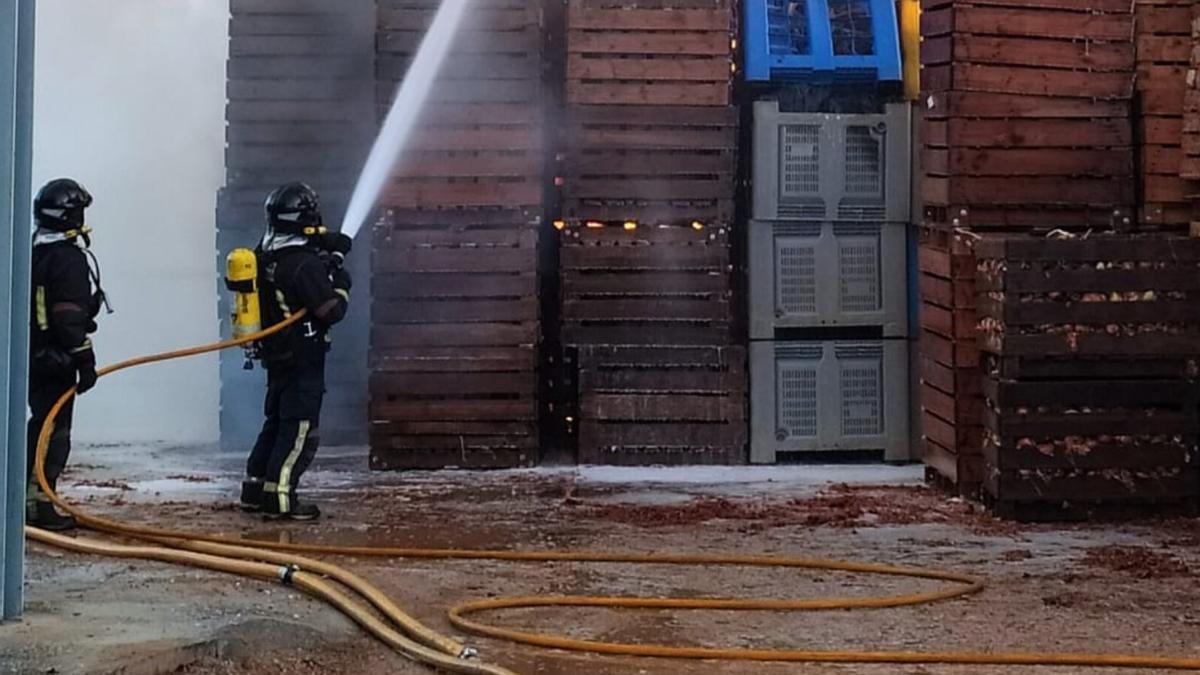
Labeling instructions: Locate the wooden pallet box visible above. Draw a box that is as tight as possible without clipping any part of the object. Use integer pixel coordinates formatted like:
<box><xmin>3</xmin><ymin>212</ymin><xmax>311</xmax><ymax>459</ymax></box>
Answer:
<box><xmin>375</xmin><ymin>0</ymin><xmax>546</xmax><ymax>216</ymax></box>
<box><xmin>577</xmin><ymin>345</ymin><xmax>747</xmax><ymax>465</ymax></box>
<box><xmin>368</xmin><ymin>222</ymin><xmax>541</xmax><ymax>469</ymax></box>
<box><xmin>559</xmin><ymin>105</ymin><xmax>738</xmax><ymax>225</ymax></box>
<box><xmin>565</xmin><ymin>0</ymin><xmax>734</xmax><ymax>107</ymax></box>
<box><xmin>559</xmin><ymin>223</ymin><xmax>734</xmax><ymax>346</ymax></box>
<box><xmin>917</xmin><ymin>227</ymin><xmax>984</xmax><ymax>495</ymax></box>
<box><xmin>975</xmin><ymin>233</ymin><xmax>1200</xmax><ymax>519</ymax></box>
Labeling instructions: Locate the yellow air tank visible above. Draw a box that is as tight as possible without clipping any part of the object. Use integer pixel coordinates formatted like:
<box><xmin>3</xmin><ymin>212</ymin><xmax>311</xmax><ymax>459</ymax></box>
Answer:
<box><xmin>224</xmin><ymin>248</ymin><xmax>261</xmax><ymax>368</ymax></box>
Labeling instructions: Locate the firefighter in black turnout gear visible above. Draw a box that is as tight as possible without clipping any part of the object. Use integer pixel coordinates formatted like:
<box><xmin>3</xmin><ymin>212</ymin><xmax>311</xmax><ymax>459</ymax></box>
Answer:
<box><xmin>27</xmin><ymin>178</ymin><xmax>109</xmax><ymax>531</ymax></box>
<box><xmin>241</xmin><ymin>183</ymin><xmax>351</xmax><ymax>520</ymax></box>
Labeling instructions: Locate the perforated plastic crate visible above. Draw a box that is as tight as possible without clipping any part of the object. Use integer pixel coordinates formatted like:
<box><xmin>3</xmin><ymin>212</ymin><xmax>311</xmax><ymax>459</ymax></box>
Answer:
<box><xmin>744</xmin><ymin>0</ymin><xmax>902</xmax><ymax>82</ymax></box>
<box><xmin>753</xmin><ymin>101</ymin><xmax>910</xmax><ymax>222</ymax></box>
<box><xmin>748</xmin><ymin>221</ymin><xmax>906</xmax><ymax>338</ymax></box>
<box><xmin>750</xmin><ymin>340</ymin><xmax>909</xmax><ymax>461</ymax></box>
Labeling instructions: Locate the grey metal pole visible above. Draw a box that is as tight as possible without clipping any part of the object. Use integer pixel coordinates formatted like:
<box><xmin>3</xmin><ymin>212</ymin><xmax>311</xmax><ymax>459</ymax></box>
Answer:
<box><xmin>1</xmin><ymin>0</ymin><xmax>35</xmax><ymax>621</ymax></box>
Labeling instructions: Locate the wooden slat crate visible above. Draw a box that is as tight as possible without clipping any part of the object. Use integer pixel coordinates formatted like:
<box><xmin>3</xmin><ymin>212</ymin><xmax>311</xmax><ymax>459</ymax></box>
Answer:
<box><xmin>565</xmin><ymin>0</ymin><xmax>735</xmax><ymax>106</ymax></box>
<box><xmin>375</xmin><ymin>0</ymin><xmax>545</xmax><ymax>218</ymax></box>
<box><xmin>368</xmin><ymin>222</ymin><xmax>540</xmax><ymax>469</ymax></box>
<box><xmin>560</xmin><ymin>105</ymin><xmax>737</xmax><ymax>224</ymax></box>
<box><xmin>559</xmin><ymin>223</ymin><xmax>733</xmax><ymax>346</ymax></box>
<box><xmin>917</xmin><ymin>226</ymin><xmax>983</xmax><ymax>495</ymax></box>
<box><xmin>920</xmin><ymin>0</ymin><xmax>1136</xmax><ymax>229</ymax></box>
<box><xmin>975</xmin><ymin>233</ymin><xmax>1200</xmax><ymax>520</ymax></box>
<box><xmin>975</xmin><ymin>235</ymin><xmax>1200</xmax><ymax>357</ymax></box>
<box><xmin>1135</xmin><ymin>0</ymin><xmax>1192</xmax><ymax>228</ymax></box>
<box><xmin>921</xmin><ymin>2</ymin><xmax>1135</xmax><ymax>100</ymax></box>
<box><xmin>577</xmin><ymin>345</ymin><xmax>747</xmax><ymax>464</ymax></box>
<box><xmin>223</xmin><ymin>0</ymin><xmax>376</xmax><ymax>220</ymax></box>
<box><xmin>983</xmin><ymin>377</ymin><xmax>1200</xmax><ymax>521</ymax></box>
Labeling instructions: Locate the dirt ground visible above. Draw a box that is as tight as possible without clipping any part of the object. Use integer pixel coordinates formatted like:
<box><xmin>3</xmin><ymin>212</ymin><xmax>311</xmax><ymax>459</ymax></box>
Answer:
<box><xmin>4</xmin><ymin>445</ymin><xmax>1200</xmax><ymax>675</ymax></box>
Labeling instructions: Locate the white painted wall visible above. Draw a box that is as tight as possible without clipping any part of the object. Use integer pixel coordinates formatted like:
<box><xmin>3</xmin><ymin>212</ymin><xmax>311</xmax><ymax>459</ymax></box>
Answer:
<box><xmin>31</xmin><ymin>1</ymin><xmax>228</xmax><ymax>443</ymax></box>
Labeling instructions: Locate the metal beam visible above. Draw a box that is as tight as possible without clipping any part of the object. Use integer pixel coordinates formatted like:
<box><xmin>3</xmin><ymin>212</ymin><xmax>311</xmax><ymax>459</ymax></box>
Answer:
<box><xmin>1</xmin><ymin>0</ymin><xmax>35</xmax><ymax>621</ymax></box>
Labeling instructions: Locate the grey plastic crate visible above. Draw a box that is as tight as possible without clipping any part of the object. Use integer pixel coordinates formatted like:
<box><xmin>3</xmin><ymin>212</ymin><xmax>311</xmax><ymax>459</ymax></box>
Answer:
<box><xmin>750</xmin><ymin>340</ymin><xmax>910</xmax><ymax>462</ymax></box>
<box><xmin>753</xmin><ymin>101</ymin><xmax>911</xmax><ymax>222</ymax></box>
<box><xmin>748</xmin><ymin>220</ymin><xmax>906</xmax><ymax>338</ymax></box>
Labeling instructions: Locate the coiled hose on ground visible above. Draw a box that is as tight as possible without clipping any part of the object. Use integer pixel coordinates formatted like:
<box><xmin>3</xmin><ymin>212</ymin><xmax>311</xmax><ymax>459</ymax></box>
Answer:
<box><xmin>23</xmin><ymin>312</ymin><xmax>1200</xmax><ymax>672</ymax></box>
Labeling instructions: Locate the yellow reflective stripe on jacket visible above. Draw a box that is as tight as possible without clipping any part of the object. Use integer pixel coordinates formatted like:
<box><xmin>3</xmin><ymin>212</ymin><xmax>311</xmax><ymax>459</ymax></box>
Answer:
<box><xmin>275</xmin><ymin>290</ymin><xmax>292</xmax><ymax>318</ymax></box>
<box><xmin>35</xmin><ymin>286</ymin><xmax>48</xmax><ymax>330</ymax></box>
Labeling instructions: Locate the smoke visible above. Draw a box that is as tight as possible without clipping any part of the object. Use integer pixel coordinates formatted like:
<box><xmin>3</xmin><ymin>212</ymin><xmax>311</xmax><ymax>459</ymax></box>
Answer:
<box><xmin>31</xmin><ymin>0</ymin><xmax>228</xmax><ymax>444</ymax></box>
<box><xmin>340</xmin><ymin>0</ymin><xmax>473</xmax><ymax>239</ymax></box>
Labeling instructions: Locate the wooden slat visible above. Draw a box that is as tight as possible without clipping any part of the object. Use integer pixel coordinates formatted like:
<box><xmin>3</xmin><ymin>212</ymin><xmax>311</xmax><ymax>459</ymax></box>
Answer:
<box><xmin>582</xmin><ymin>394</ymin><xmax>744</xmax><ymax>421</ymax></box>
<box><xmin>374</xmin><ymin>297</ymin><xmax>538</xmax><ymax>323</ymax></box>
<box><xmin>371</xmin><ymin>371</ymin><xmax>537</xmax><ymax>395</ymax></box>
<box><xmin>568</xmin><ymin>8</ymin><xmax>731</xmax><ymax>30</ymax></box>
<box><xmin>371</xmin><ymin>323</ymin><xmax>538</xmax><ymax>347</ymax></box>
<box><xmin>567</xmin><ymin>31</ymin><xmax>730</xmax><ymax>56</ymax></box>
<box><xmin>567</xmin><ymin>81</ymin><xmax>729</xmax><ymax>106</ymax></box>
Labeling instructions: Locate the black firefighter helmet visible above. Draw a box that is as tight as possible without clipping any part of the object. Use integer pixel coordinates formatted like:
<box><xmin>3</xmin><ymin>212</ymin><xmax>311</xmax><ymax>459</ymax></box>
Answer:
<box><xmin>265</xmin><ymin>182</ymin><xmax>324</xmax><ymax>235</ymax></box>
<box><xmin>35</xmin><ymin>178</ymin><xmax>92</xmax><ymax>232</ymax></box>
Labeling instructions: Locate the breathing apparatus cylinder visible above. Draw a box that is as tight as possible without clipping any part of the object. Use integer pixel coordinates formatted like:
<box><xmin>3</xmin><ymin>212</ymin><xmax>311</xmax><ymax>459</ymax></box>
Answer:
<box><xmin>224</xmin><ymin>248</ymin><xmax>261</xmax><ymax>369</ymax></box>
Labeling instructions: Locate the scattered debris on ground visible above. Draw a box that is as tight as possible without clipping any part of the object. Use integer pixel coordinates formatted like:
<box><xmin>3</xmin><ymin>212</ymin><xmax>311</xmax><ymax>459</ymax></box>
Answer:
<box><xmin>1080</xmin><ymin>545</ymin><xmax>1192</xmax><ymax>579</ymax></box>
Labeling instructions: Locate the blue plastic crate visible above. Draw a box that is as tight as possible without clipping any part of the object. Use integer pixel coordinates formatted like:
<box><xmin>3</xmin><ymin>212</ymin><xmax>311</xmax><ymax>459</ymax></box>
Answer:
<box><xmin>745</xmin><ymin>0</ymin><xmax>902</xmax><ymax>83</ymax></box>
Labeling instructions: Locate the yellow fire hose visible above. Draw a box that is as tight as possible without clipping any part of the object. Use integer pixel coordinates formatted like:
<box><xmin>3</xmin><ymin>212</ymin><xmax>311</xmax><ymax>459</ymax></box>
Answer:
<box><xmin>23</xmin><ymin>313</ymin><xmax>1200</xmax><ymax>672</ymax></box>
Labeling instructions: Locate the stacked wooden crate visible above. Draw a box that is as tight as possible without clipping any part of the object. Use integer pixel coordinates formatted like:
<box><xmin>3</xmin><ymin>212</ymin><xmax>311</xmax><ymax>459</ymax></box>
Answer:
<box><xmin>1137</xmin><ymin>0</ymin><xmax>1192</xmax><ymax>229</ymax></box>
<box><xmin>976</xmin><ymin>235</ymin><xmax>1200</xmax><ymax>520</ymax></box>
<box><xmin>560</xmin><ymin>0</ymin><xmax>738</xmax><ymax>224</ymax></box>
<box><xmin>920</xmin><ymin>0</ymin><xmax>1136</xmax><ymax>230</ymax></box>
<box><xmin>558</xmin><ymin>0</ymin><xmax>745</xmax><ymax>464</ymax></box>
<box><xmin>221</xmin><ymin>0</ymin><xmax>376</xmax><ymax>445</ymax></box>
<box><xmin>561</xmin><ymin>224</ymin><xmax>745</xmax><ymax>464</ymax></box>
<box><xmin>368</xmin><ymin>0</ymin><xmax>545</xmax><ymax>469</ymax></box>
<box><xmin>918</xmin><ymin>226</ymin><xmax>983</xmax><ymax>495</ymax></box>
<box><xmin>918</xmin><ymin>0</ymin><xmax>1138</xmax><ymax>493</ymax></box>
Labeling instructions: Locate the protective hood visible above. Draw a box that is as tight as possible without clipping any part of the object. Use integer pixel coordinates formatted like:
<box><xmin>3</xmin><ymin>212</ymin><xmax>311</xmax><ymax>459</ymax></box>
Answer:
<box><xmin>260</xmin><ymin>229</ymin><xmax>310</xmax><ymax>253</ymax></box>
<box><xmin>33</xmin><ymin>227</ymin><xmax>85</xmax><ymax>248</ymax></box>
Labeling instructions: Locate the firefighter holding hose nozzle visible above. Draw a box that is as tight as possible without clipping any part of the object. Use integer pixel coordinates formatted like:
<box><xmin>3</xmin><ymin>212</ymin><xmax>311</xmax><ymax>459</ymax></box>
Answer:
<box><xmin>27</xmin><ymin>178</ymin><xmax>110</xmax><ymax>531</ymax></box>
<box><xmin>239</xmin><ymin>182</ymin><xmax>352</xmax><ymax>521</ymax></box>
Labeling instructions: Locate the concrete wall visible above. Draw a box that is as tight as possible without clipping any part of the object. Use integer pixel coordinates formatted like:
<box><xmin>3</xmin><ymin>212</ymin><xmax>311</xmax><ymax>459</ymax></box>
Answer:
<box><xmin>31</xmin><ymin>1</ymin><xmax>227</xmax><ymax>444</ymax></box>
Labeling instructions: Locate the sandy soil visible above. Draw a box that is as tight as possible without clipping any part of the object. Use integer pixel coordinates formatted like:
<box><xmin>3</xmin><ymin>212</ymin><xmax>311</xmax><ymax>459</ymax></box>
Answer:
<box><xmin>4</xmin><ymin>445</ymin><xmax>1200</xmax><ymax>675</ymax></box>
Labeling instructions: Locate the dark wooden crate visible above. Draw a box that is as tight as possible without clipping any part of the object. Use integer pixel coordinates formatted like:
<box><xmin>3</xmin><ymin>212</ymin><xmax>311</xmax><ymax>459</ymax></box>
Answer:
<box><xmin>576</xmin><ymin>345</ymin><xmax>746</xmax><ymax>464</ymax></box>
<box><xmin>374</xmin><ymin>0</ymin><xmax>546</xmax><ymax>215</ymax></box>
<box><xmin>975</xmin><ymin>234</ymin><xmax>1200</xmax><ymax>358</ymax></box>
<box><xmin>920</xmin><ymin>116</ymin><xmax>1135</xmax><ymax>219</ymax></box>
<box><xmin>918</xmin><ymin>227</ymin><xmax>985</xmax><ymax>491</ymax></box>
<box><xmin>560</xmin><ymin>105</ymin><xmax>737</xmax><ymax>224</ymax></box>
<box><xmin>368</xmin><ymin>223</ymin><xmax>540</xmax><ymax>469</ymax></box>
<box><xmin>560</xmin><ymin>223</ymin><xmax>733</xmax><ymax>346</ymax></box>
<box><xmin>982</xmin><ymin>375</ymin><xmax>1200</xmax><ymax>519</ymax></box>
<box><xmin>921</xmin><ymin>2</ymin><xmax>1135</xmax><ymax>100</ymax></box>
<box><xmin>565</xmin><ymin>0</ymin><xmax>734</xmax><ymax>107</ymax></box>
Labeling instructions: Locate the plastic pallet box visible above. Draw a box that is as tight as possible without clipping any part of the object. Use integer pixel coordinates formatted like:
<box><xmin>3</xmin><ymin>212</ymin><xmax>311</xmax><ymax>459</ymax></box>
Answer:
<box><xmin>748</xmin><ymin>220</ymin><xmax>907</xmax><ymax>338</ymax></box>
<box><xmin>744</xmin><ymin>0</ymin><xmax>902</xmax><ymax>82</ymax></box>
<box><xmin>750</xmin><ymin>339</ymin><xmax>910</xmax><ymax>462</ymax></box>
<box><xmin>753</xmin><ymin>101</ymin><xmax>911</xmax><ymax>222</ymax></box>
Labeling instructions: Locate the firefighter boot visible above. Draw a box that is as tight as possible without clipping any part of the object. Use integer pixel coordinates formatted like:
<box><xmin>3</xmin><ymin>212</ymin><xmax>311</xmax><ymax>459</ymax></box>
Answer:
<box><xmin>240</xmin><ymin>477</ymin><xmax>264</xmax><ymax>512</ymax></box>
<box><xmin>261</xmin><ymin>491</ymin><xmax>321</xmax><ymax>521</ymax></box>
<box><xmin>29</xmin><ymin>501</ymin><xmax>77</xmax><ymax>531</ymax></box>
